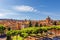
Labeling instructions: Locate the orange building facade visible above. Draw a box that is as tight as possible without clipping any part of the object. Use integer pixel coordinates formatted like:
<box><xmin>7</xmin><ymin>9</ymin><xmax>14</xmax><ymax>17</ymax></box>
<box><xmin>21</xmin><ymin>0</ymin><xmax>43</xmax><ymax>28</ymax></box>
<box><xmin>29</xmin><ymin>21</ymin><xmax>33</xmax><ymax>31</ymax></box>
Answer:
<box><xmin>0</xmin><ymin>16</ymin><xmax>60</xmax><ymax>30</ymax></box>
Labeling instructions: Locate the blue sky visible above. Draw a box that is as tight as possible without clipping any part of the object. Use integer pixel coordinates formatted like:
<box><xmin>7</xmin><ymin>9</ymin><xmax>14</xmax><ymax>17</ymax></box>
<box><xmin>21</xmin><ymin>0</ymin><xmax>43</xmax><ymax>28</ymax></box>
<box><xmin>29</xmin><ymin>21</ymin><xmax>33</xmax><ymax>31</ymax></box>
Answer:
<box><xmin>0</xmin><ymin>0</ymin><xmax>60</xmax><ymax>20</ymax></box>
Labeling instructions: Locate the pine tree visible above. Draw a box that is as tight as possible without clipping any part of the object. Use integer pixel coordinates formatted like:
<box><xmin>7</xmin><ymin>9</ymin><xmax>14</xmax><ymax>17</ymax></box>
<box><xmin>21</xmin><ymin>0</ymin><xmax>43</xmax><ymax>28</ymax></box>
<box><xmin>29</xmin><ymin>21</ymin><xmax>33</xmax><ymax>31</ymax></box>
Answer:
<box><xmin>7</xmin><ymin>27</ymin><xmax>11</xmax><ymax>31</ymax></box>
<box><xmin>40</xmin><ymin>24</ymin><xmax>42</xmax><ymax>27</ymax></box>
<box><xmin>53</xmin><ymin>21</ymin><xmax>56</xmax><ymax>25</ymax></box>
<box><xmin>35</xmin><ymin>22</ymin><xmax>38</xmax><ymax>27</ymax></box>
<box><xmin>29</xmin><ymin>21</ymin><xmax>32</xmax><ymax>27</ymax></box>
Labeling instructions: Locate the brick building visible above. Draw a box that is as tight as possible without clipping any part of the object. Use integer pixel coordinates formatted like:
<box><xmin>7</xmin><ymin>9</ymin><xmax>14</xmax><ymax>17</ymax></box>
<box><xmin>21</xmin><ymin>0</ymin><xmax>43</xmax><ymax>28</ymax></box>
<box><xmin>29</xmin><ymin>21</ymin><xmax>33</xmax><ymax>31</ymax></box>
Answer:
<box><xmin>0</xmin><ymin>16</ymin><xmax>60</xmax><ymax>30</ymax></box>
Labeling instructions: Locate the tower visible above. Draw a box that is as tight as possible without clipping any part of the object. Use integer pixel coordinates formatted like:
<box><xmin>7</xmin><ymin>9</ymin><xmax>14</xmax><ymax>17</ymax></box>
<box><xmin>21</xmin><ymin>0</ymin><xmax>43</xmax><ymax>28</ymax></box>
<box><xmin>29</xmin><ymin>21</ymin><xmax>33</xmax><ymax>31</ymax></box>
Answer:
<box><xmin>46</xmin><ymin>16</ymin><xmax>51</xmax><ymax>24</ymax></box>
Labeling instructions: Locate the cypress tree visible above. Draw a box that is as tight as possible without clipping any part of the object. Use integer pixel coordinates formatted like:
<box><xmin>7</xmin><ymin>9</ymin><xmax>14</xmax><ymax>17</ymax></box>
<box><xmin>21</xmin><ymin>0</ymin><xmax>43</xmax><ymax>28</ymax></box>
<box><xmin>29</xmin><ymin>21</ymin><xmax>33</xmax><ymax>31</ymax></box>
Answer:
<box><xmin>40</xmin><ymin>24</ymin><xmax>42</xmax><ymax>27</ymax></box>
<box><xmin>29</xmin><ymin>21</ymin><xmax>32</xmax><ymax>27</ymax></box>
<box><xmin>53</xmin><ymin>21</ymin><xmax>57</xmax><ymax>25</ymax></box>
<box><xmin>35</xmin><ymin>22</ymin><xmax>38</xmax><ymax>27</ymax></box>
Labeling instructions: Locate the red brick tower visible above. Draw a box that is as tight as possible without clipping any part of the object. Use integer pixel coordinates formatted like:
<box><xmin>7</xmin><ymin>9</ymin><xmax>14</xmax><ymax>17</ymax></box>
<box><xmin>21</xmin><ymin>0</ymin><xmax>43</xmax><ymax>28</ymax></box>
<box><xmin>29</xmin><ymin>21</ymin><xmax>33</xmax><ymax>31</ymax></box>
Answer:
<box><xmin>46</xmin><ymin>16</ymin><xmax>51</xmax><ymax>24</ymax></box>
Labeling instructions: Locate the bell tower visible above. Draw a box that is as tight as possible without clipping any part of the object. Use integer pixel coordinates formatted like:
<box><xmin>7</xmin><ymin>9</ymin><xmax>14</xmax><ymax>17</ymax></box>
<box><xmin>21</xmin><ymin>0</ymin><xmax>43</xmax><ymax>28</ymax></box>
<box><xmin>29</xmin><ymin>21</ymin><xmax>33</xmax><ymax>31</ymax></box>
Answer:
<box><xmin>46</xmin><ymin>16</ymin><xmax>51</xmax><ymax>24</ymax></box>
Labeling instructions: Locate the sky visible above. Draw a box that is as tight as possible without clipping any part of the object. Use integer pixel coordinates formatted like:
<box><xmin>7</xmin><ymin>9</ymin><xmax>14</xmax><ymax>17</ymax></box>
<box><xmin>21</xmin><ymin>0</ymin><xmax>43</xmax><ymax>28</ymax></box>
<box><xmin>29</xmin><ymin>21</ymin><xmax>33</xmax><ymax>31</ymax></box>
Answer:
<box><xmin>0</xmin><ymin>0</ymin><xmax>60</xmax><ymax>20</ymax></box>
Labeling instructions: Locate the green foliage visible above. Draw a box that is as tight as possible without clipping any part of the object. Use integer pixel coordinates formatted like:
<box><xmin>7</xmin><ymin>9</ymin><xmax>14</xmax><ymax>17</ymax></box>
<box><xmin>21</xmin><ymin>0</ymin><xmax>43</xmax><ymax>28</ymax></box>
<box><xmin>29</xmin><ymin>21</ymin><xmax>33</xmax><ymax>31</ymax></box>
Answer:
<box><xmin>0</xmin><ymin>25</ymin><xmax>6</xmax><ymax>31</ymax></box>
<box><xmin>37</xmin><ymin>33</ymin><xmax>41</xmax><ymax>36</ymax></box>
<box><xmin>30</xmin><ymin>34</ymin><xmax>36</xmax><ymax>37</ymax></box>
<box><xmin>6</xmin><ymin>26</ymin><xmax>60</xmax><ymax>39</ymax></box>
<box><xmin>6</xmin><ymin>30</ymin><xmax>13</xmax><ymax>40</ymax></box>
<box><xmin>13</xmin><ymin>36</ymin><xmax>23</xmax><ymax>40</ymax></box>
<box><xmin>41</xmin><ymin>27</ymin><xmax>48</xmax><ymax>32</ymax></box>
<box><xmin>20</xmin><ymin>33</ymin><xmax>28</xmax><ymax>38</ymax></box>
<box><xmin>6</xmin><ymin>36</ymin><xmax>12</xmax><ymax>40</ymax></box>
<box><xmin>6</xmin><ymin>31</ymin><xmax>12</xmax><ymax>36</ymax></box>
<box><xmin>0</xmin><ymin>25</ymin><xmax>6</xmax><ymax>35</ymax></box>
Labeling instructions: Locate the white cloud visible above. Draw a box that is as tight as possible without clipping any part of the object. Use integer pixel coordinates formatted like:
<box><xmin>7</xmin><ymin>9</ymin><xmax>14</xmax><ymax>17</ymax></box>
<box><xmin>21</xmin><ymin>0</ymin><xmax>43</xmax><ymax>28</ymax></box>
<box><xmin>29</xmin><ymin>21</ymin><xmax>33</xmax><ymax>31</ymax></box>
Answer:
<box><xmin>0</xmin><ymin>9</ymin><xmax>17</xmax><ymax>17</ymax></box>
<box><xmin>0</xmin><ymin>13</ymin><xmax>5</xmax><ymax>17</ymax></box>
<box><xmin>0</xmin><ymin>9</ymin><xmax>26</xmax><ymax>19</ymax></box>
<box><xmin>12</xmin><ymin>5</ymin><xmax>37</xmax><ymax>12</ymax></box>
<box><xmin>0</xmin><ymin>9</ymin><xmax>9</xmax><ymax>17</ymax></box>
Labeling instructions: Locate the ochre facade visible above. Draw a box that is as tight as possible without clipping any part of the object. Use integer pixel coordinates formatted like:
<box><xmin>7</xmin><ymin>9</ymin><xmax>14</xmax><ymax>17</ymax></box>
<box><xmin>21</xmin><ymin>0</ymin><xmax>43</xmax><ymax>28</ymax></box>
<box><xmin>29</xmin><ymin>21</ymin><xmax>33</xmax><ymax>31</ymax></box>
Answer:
<box><xmin>0</xmin><ymin>16</ymin><xmax>60</xmax><ymax>30</ymax></box>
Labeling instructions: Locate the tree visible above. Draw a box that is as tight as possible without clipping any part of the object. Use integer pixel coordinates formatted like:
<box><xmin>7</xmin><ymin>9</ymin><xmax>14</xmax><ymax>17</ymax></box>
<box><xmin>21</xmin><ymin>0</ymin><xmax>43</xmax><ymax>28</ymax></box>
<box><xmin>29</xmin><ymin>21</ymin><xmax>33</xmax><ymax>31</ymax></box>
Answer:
<box><xmin>40</xmin><ymin>24</ymin><xmax>42</xmax><ymax>27</ymax></box>
<box><xmin>15</xmin><ymin>30</ymin><xmax>19</xmax><ymax>40</ymax></box>
<box><xmin>0</xmin><ymin>25</ymin><xmax>6</xmax><ymax>35</ymax></box>
<box><xmin>53</xmin><ymin>21</ymin><xmax>57</xmax><ymax>25</ymax></box>
<box><xmin>35</xmin><ymin>22</ymin><xmax>38</xmax><ymax>27</ymax></box>
<box><xmin>6</xmin><ymin>31</ymin><xmax>12</xmax><ymax>40</ymax></box>
<box><xmin>39</xmin><ymin>28</ymin><xmax>43</xmax><ymax>36</ymax></box>
<box><xmin>7</xmin><ymin>27</ymin><xmax>11</xmax><ymax>31</ymax></box>
<box><xmin>20</xmin><ymin>33</ymin><xmax>28</xmax><ymax>38</ymax></box>
<box><xmin>29</xmin><ymin>21</ymin><xmax>32</xmax><ymax>27</ymax></box>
